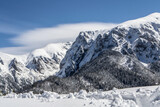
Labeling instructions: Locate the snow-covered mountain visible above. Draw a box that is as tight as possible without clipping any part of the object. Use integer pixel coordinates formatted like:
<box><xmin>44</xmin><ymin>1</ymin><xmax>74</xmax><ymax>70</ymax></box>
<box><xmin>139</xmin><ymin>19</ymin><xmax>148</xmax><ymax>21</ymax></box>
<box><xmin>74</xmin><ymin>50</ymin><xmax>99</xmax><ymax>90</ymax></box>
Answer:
<box><xmin>59</xmin><ymin>12</ymin><xmax>160</xmax><ymax>77</ymax></box>
<box><xmin>0</xmin><ymin>42</ymin><xmax>71</xmax><ymax>94</ymax></box>
<box><xmin>21</xmin><ymin>13</ymin><xmax>160</xmax><ymax>95</ymax></box>
<box><xmin>2</xmin><ymin>12</ymin><xmax>160</xmax><ymax>95</ymax></box>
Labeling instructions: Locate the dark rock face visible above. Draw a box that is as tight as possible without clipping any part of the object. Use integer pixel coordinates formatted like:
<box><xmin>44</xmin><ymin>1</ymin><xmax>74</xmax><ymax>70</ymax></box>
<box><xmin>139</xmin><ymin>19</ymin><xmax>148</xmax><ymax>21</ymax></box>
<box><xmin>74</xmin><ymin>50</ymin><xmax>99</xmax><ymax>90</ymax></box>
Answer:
<box><xmin>27</xmin><ymin>56</ymin><xmax>58</xmax><ymax>74</ymax></box>
<box><xmin>2</xmin><ymin>13</ymin><xmax>160</xmax><ymax>95</ymax></box>
<box><xmin>0</xmin><ymin>56</ymin><xmax>60</xmax><ymax>95</ymax></box>
<box><xmin>20</xmin><ymin>14</ymin><xmax>160</xmax><ymax>94</ymax></box>
<box><xmin>59</xmin><ymin>31</ymin><xmax>97</xmax><ymax>77</ymax></box>
<box><xmin>9</xmin><ymin>58</ymin><xmax>24</xmax><ymax>72</ymax></box>
<box><xmin>59</xmin><ymin>14</ymin><xmax>160</xmax><ymax>77</ymax></box>
<box><xmin>22</xmin><ymin>50</ymin><xmax>157</xmax><ymax>94</ymax></box>
<box><xmin>149</xmin><ymin>62</ymin><xmax>160</xmax><ymax>79</ymax></box>
<box><xmin>9</xmin><ymin>58</ymin><xmax>28</xmax><ymax>84</ymax></box>
<box><xmin>0</xmin><ymin>43</ymin><xmax>71</xmax><ymax>94</ymax></box>
<box><xmin>0</xmin><ymin>57</ymin><xmax>4</xmax><ymax>65</ymax></box>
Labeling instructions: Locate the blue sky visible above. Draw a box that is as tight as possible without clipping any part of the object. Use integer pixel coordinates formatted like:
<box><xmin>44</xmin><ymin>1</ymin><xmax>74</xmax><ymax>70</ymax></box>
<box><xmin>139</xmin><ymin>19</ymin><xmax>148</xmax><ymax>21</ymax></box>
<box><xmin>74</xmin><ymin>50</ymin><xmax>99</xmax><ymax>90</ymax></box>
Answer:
<box><xmin>0</xmin><ymin>0</ymin><xmax>160</xmax><ymax>54</ymax></box>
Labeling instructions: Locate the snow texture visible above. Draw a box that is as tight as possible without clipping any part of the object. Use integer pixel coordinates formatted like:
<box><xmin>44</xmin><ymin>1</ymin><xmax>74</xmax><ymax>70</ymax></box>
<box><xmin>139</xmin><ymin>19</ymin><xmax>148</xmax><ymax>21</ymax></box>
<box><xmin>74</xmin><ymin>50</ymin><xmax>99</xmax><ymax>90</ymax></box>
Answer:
<box><xmin>59</xmin><ymin>12</ymin><xmax>160</xmax><ymax>77</ymax></box>
<box><xmin>26</xmin><ymin>50</ymin><xmax>157</xmax><ymax>95</ymax></box>
<box><xmin>1</xmin><ymin>85</ymin><xmax>160</xmax><ymax>107</ymax></box>
<box><xmin>0</xmin><ymin>42</ymin><xmax>71</xmax><ymax>94</ymax></box>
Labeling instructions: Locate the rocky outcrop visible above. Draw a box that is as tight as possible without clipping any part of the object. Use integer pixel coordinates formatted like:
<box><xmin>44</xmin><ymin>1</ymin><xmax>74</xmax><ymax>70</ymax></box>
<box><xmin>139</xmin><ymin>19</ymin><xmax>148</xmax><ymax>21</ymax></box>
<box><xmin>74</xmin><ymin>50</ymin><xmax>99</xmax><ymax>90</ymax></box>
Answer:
<box><xmin>21</xmin><ymin>13</ymin><xmax>160</xmax><ymax>94</ymax></box>
<box><xmin>0</xmin><ymin>42</ymin><xmax>71</xmax><ymax>94</ymax></box>
<box><xmin>2</xmin><ymin>13</ymin><xmax>160</xmax><ymax>95</ymax></box>
<box><xmin>59</xmin><ymin>13</ymin><xmax>160</xmax><ymax>77</ymax></box>
<box><xmin>23</xmin><ymin>50</ymin><xmax>157</xmax><ymax>94</ymax></box>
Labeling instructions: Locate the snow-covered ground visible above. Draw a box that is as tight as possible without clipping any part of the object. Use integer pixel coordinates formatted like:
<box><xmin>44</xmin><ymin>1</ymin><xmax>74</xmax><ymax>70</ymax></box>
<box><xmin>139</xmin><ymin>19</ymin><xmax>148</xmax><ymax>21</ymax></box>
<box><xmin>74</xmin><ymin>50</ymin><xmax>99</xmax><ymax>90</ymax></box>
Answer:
<box><xmin>1</xmin><ymin>85</ymin><xmax>160</xmax><ymax>107</ymax></box>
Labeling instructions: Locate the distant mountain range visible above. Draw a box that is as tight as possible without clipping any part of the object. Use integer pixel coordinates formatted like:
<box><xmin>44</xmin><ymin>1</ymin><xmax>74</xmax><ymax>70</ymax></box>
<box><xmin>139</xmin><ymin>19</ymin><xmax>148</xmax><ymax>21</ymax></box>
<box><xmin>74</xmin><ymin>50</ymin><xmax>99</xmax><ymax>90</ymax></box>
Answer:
<box><xmin>0</xmin><ymin>42</ymin><xmax>71</xmax><ymax>94</ymax></box>
<box><xmin>1</xmin><ymin>13</ymin><xmax>160</xmax><ymax>94</ymax></box>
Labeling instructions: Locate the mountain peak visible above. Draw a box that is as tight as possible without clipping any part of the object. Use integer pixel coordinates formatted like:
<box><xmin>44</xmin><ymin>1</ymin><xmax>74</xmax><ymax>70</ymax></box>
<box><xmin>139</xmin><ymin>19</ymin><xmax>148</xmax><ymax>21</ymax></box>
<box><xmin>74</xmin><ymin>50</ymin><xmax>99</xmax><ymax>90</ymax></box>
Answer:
<box><xmin>148</xmin><ymin>12</ymin><xmax>160</xmax><ymax>17</ymax></box>
<box><xmin>117</xmin><ymin>12</ymin><xmax>160</xmax><ymax>29</ymax></box>
<box><xmin>59</xmin><ymin>13</ymin><xmax>160</xmax><ymax>77</ymax></box>
<box><xmin>0</xmin><ymin>42</ymin><xmax>71</xmax><ymax>94</ymax></box>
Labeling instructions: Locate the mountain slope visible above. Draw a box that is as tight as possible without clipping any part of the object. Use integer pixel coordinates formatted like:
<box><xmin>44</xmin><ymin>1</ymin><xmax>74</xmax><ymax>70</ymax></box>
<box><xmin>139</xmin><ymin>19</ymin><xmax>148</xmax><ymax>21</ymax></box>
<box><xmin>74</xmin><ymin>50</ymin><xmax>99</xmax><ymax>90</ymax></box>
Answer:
<box><xmin>19</xmin><ymin>13</ymin><xmax>160</xmax><ymax>94</ymax></box>
<box><xmin>24</xmin><ymin>50</ymin><xmax>157</xmax><ymax>94</ymax></box>
<box><xmin>0</xmin><ymin>42</ymin><xmax>71</xmax><ymax>94</ymax></box>
<box><xmin>2</xmin><ymin>12</ymin><xmax>160</xmax><ymax>95</ymax></box>
<box><xmin>59</xmin><ymin>12</ymin><xmax>160</xmax><ymax>77</ymax></box>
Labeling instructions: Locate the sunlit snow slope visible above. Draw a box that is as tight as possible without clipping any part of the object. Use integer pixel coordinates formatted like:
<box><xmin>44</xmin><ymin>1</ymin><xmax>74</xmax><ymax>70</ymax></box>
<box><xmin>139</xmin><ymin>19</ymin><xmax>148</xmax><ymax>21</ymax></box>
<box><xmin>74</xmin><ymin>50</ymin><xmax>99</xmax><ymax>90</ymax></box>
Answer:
<box><xmin>0</xmin><ymin>42</ymin><xmax>71</xmax><ymax>94</ymax></box>
<box><xmin>1</xmin><ymin>85</ymin><xmax>160</xmax><ymax>107</ymax></box>
<box><xmin>59</xmin><ymin>13</ymin><xmax>160</xmax><ymax>77</ymax></box>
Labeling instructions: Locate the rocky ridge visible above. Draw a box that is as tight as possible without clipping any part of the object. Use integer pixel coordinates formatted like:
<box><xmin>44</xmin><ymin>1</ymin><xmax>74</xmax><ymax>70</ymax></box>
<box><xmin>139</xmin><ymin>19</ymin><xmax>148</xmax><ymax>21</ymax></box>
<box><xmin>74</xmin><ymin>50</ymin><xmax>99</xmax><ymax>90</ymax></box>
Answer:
<box><xmin>59</xmin><ymin>13</ymin><xmax>160</xmax><ymax>77</ymax></box>
<box><xmin>0</xmin><ymin>42</ymin><xmax>71</xmax><ymax>94</ymax></box>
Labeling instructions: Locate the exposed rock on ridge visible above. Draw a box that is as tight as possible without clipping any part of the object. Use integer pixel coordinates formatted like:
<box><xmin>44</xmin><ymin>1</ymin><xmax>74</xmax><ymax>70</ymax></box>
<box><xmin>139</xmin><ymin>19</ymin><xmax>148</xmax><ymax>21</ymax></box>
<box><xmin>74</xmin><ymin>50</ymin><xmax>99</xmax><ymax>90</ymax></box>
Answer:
<box><xmin>59</xmin><ymin>13</ymin><xmax>160</xmax><ymax>77</ymax></box>
<box><xmin>0</xmin><ymin>42</ymin><xmax>71</xmax><ymax>94</ymax></box>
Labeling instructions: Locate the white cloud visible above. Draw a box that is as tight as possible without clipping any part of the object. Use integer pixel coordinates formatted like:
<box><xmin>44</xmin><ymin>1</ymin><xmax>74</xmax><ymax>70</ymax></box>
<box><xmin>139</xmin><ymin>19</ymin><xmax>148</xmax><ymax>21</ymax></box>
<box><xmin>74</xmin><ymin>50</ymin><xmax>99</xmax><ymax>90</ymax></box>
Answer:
<box><xmin>0</xmin><ymin>22</ymin><xmax>117</xmax><ymax>55</ymax></box>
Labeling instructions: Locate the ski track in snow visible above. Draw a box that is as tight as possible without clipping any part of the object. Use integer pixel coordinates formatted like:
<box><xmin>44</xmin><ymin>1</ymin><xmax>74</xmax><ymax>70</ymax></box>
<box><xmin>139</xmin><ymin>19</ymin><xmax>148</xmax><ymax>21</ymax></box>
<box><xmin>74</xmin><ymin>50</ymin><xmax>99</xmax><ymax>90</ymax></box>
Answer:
<box><xmin>1</xmin><ymin>86</ymin><xmax>160</xmax><ymax>107</ymax></box>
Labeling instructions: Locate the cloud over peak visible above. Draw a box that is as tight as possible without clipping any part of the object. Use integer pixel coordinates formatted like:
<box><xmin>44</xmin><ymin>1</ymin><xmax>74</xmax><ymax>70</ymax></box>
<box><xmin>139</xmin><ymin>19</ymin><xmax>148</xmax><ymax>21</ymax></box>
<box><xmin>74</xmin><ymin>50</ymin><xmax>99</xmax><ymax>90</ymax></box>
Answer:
<box><xmin>0</xmin><ymin>22</ymin><xmax>117</xmax><ymax>54</ymax></box>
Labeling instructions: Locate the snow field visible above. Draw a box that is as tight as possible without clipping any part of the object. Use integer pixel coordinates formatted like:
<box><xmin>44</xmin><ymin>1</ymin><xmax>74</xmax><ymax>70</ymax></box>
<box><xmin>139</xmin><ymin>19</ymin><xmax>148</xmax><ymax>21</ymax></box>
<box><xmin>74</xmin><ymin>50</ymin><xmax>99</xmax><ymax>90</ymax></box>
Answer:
<box><xmin>1</xmin><ymin>85</ymin><xmax>160</xmax><ymax>107</ymax></box>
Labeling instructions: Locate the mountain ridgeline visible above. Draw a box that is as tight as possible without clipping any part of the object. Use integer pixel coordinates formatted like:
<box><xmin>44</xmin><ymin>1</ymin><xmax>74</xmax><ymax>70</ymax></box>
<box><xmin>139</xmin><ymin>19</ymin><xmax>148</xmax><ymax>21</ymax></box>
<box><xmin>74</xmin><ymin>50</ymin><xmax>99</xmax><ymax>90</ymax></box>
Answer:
<box><xmin>2</xmin><ymin>13</ymin><xmax>160</xmax><ymax>94</ymax></box>
<box><xmin>0</xmin><ymin>43</ymin><xmax>71</xmax><ymax>94</ymax></box>
<box><xmin>59</xmin><ymin>13</ymin><xmax>160</xmax><ymax>77</ymax></box>
<box><xmin>23</xmin><ymin>13</ymin><xmax>160</xmax><ymax>94</ymax></box>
